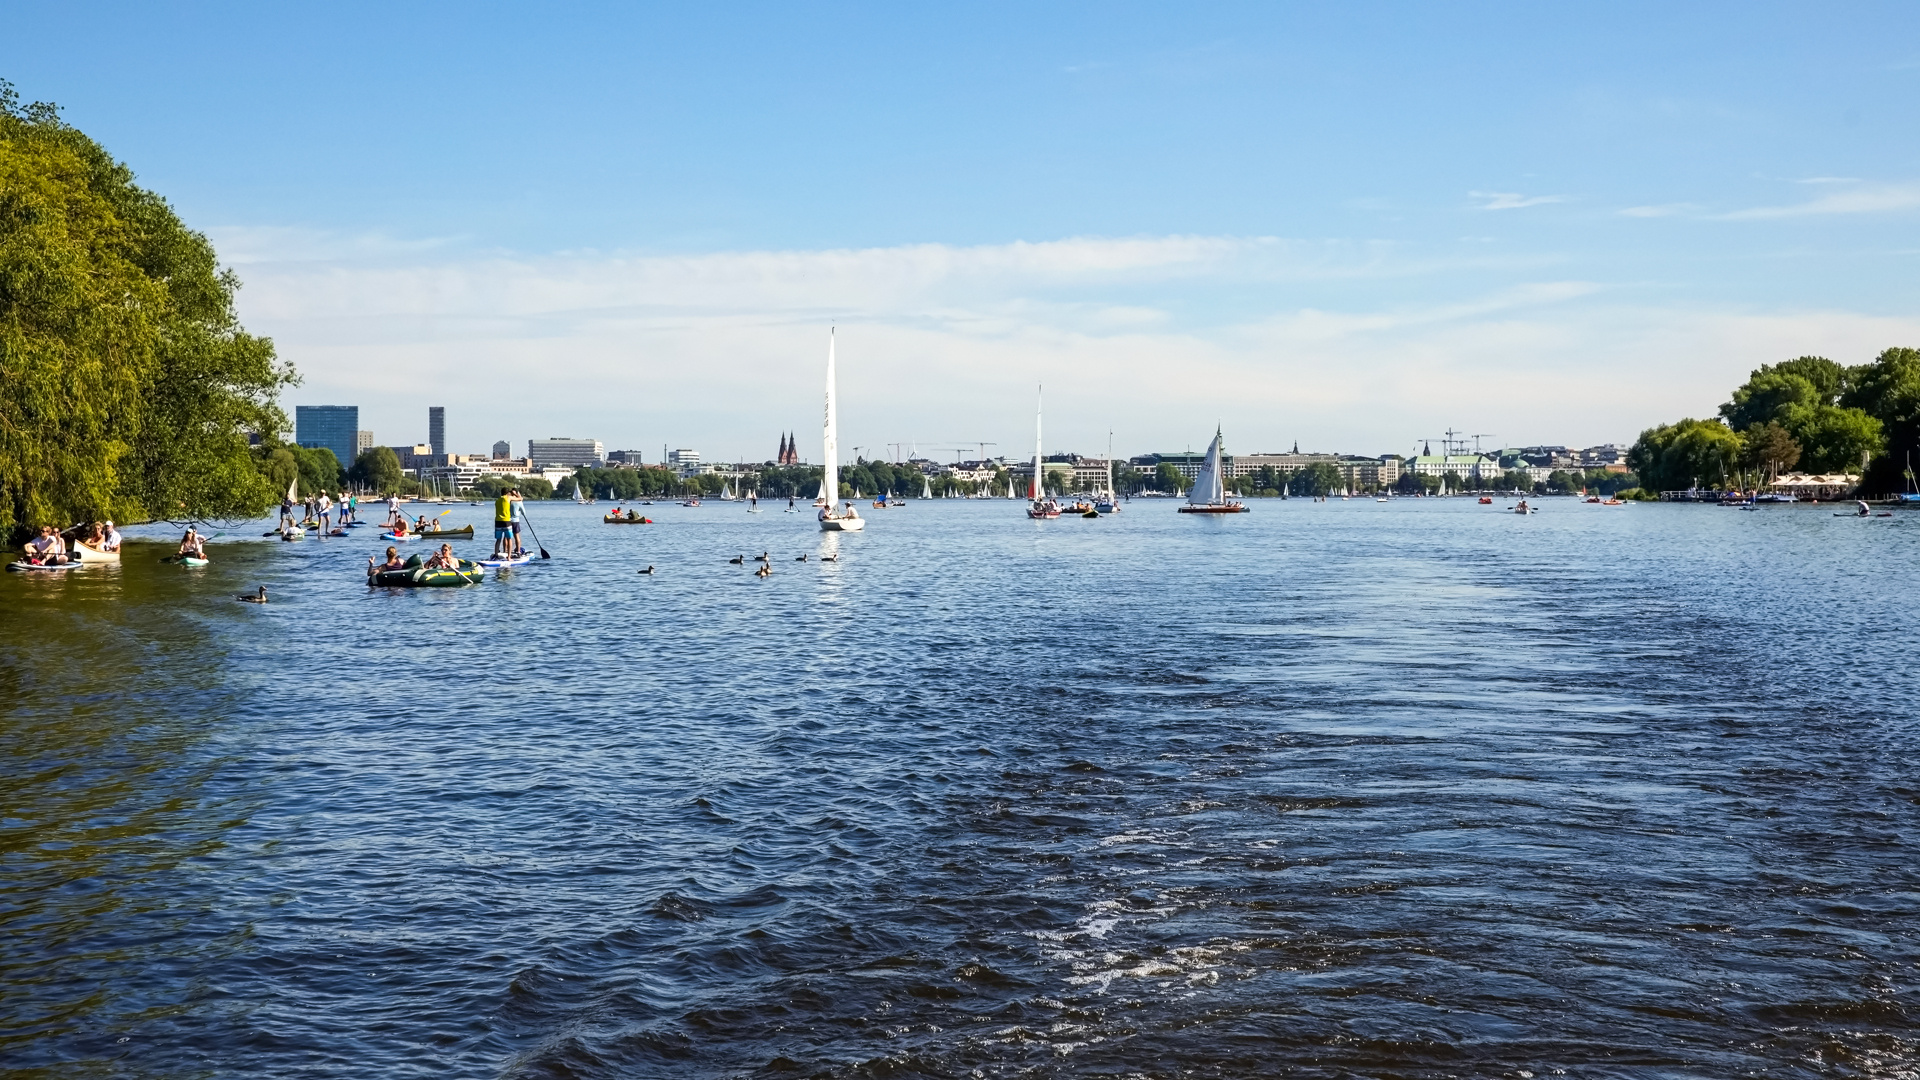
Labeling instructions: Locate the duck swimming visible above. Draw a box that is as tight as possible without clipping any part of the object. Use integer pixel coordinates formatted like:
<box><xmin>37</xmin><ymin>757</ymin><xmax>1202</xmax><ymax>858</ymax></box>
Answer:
<box><xmin>754</xmin><ymin>563</ymin><xmax>771</xmax><ymax>577</ymax></box>
<box><xmin>637</xmin><ymin>565</ymin><xmax>655</xmax><ymax>575</ymax></box>
<box><xmin>728</xmin><ymin>555</ymin><xmax>745</xmax><ymax>565</ymax></box>
<box><xmin>795</xmin><ymin>553</ymin><xmax>808</xmax><ymax>561</ymax></box>
<box><xmin>237</xmin><ymin>586</ymin><xmax>268</xmax><ymax>604</ymax></box>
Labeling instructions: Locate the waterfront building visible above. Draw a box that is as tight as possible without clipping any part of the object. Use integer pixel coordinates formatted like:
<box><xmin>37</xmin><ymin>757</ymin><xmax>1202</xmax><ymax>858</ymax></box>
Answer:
<box><xmin>429</xmin><ymin>407</ymin><xmax>446</xmax><ymax>457</ymax></box>
<box><xmin>492</xmin><ymin>440</ymin><xmax>511</xmax><ymax>460</ymax></box>
<box><xmin>1407</xmin><ymin>454</ymin><xmax>1500</xmax><ymax>481</ymax></box>
<box><xmin>528</xmin><ymin>437</ymin><xmax>606</xmax><ymax>469</ymax></box>
<box><xmin>388</xmin><ymin>444</ymin><xmax>437</xmax><ymax>472</ymax></box>
<box><xmin>605</xmin><ymin>450</ymin><xmax>652</xmax><ymax>467</ymax></box>
<box><xmin>294</xmin><ymin>405</ymin><xmax>359</xmax><ymax>469</ymax></box>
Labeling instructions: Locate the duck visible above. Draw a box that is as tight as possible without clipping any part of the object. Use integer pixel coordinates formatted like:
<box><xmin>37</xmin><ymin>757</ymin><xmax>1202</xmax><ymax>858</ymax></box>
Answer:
<box><xmin>820</xmin><ymin>553</ymin><xmax>839</xmax><ymax>562</ymax></box>
<box><xmin>753</xmin><ymin>552</ymin><xmax>770</xmax><ymax>562</ymax></box>
<box><xmin>754</xmin><ymin>563</ymin><xmax>771</xmax><ymax>577</ymax></box>
<box><xmin>795</xmin><ymin>553</ymin><xmax>808</xmax><ymax>561</ymax></box>
<box><xmin>237</xmin><ymin>586</ymin><xmax>268</xmax><ymax>604</ymax></box>
<box><xmin>728</xmin><ymin>555</ymin><xmax>745</xmax><ymax>565</ymax></box>
<box><xmin>637</xmin><ymin>565</ymin><xmax>655</xmax><ymax>575</ymax></box>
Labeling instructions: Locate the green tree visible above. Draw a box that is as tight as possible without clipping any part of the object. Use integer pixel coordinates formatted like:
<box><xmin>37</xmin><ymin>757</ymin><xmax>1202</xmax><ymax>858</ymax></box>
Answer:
<box><xmin>1288</xmin><ymin>462</ymin><xmax>1343</xmax><ymax>497</ymax></box>
<box><xmin>1628</xmin><ymin>418</ymin><xmax>1742</xmax><ymax>491</ymax></box>
<box><xmin>1783</xmin><ymin>404</ymin><xmax>1881</xmax><ymax>473</ymax></box>
<box><xmin>1739</xmin><ymin>421</ymin><xmax>1800</xmax><ymax>481</ymax></box>
<box><xmin>1154</xmin><ymin>462</ymin><xmax>1186</xmax><ymax>493</ymax></box>
<box><xmin>1842</xmin><ymin>346</ymin><xmax>1920</xmax><ymax>493</ymax></box>
<box><xmin>350</xmin><ymin>446</ymin><xmax>405</xmax><ymax>493</ymax></box>
<box><xmin>0</xmin><ymin>83</ymin><xmax>292</xmax><ymax>537</ymax></box>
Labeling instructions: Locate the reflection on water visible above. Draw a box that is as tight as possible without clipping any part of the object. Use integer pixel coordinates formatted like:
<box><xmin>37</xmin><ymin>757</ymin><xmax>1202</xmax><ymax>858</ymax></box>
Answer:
<box><xmin>2</xmin><ymin>502</ymin><xmax>1918</xmax><ymax>1077</ymax></box>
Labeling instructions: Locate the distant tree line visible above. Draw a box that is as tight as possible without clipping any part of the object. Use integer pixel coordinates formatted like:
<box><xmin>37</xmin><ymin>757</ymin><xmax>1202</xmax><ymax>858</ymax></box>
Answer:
<box><xmin>1629</xmin><ymin>350</ymin><xmax>1920</xmax><ymax>493</ymax></box>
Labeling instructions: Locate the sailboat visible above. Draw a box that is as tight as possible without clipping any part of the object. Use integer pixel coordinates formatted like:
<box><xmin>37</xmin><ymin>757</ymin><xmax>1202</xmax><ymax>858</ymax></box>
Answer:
<box><xmin>1095</xmin><ymin>432</ymin><xmax>1122</xmax><ymax>514</ymax></box>
<box><xmin>1177</xmin><ymin>426</ymin><xmax>1248</xmax><ymax>514</ymax></box>
<box><xmin>719</xmin><ymin>480</ymin><xmax>735</xmax><ymax>501</ymax></box>
<box><xmin>921</xmin><ymin>474</ymin><xmax>932</xmax><ymax>500</ymax></box>
<box><xmin>817</xmin><ymin>329</ymin><xmax>865</xmax><ymax>532</ymax></box>
<box><xmin>1027</xmin><ymin>385</ymin><xmax>1061</xmax><ymax>519</ymax></box>
<box><xmin>573</xmin><ymin>475</ymin><xmax>587</xmax><ymax>504</ymax></box>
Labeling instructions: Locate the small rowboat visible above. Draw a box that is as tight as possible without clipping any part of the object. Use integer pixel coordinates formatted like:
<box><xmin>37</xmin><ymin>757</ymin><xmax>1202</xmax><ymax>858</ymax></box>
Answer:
<box><xmin>417</xmin><ymin>525</ymin><xmax>474</xmax><ymax>538</ymax></box>
<box><xmin>603</xmin><ymin>515</ymin><xmax>652</xmax><ymax>524</ymax></box>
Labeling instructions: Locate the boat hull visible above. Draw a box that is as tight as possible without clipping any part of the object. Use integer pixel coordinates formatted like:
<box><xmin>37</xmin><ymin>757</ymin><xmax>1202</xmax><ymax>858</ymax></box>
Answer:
<box><xmin>369</xmin><ymin>557</ymin><xmax>486</xmax><ymax>586</ymax></box>
<box><xmin>73</xmin><ymin>543</ymin><xmax>120</xmax><ymax>563</ymax></box>
<box><xmin>417</xmin><ymin>526</ymin><xmax>474</xmax><ymax>538</ymax></box>
<box><xmin>820</xmin><ymin>516</ymin><xmax>865</xmax><ymax>532</ymax></box>
<box><xmin>1178</xmin><ymin>504</ymin><xmax>1249</xmax><ymax>513</ymax></box>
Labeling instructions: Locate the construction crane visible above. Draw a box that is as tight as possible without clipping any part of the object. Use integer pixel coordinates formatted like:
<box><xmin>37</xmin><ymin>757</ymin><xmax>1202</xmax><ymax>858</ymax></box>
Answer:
<box><xmin>931</xmin><ymin>441</ymin><xmax>998</xmax><ymax>464</ymax></box>
<box><xmin>1470</xmin><ymin>434</ymin><xmax>1496</xmax><ymax>455</ymax></box>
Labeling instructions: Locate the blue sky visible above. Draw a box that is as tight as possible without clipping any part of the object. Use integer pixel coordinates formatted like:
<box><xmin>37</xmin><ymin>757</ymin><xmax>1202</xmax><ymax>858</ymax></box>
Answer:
<box><xmin>7</xmin><ymin>2</ymin><xmax>1918</xmax><ymax>461</ymax></box>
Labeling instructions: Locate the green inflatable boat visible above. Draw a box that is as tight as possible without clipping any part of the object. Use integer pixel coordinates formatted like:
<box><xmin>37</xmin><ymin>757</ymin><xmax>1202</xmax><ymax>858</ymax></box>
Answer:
<box><xmin>367</xmin><ymin>553</ymin><xmax>485</xmax><ymax>587</ymax></box>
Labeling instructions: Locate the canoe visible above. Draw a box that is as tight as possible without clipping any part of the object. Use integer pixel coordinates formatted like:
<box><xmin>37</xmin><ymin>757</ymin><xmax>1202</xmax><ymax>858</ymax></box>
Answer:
<box><xmin>603</xmin><ymin>515</ymin><xmax>652</xmax><ymax>524</ymax></box>
<box><xmin>418</xmin><ymin>525</ymin><xmax>474</xmax><ymax>538</ymax></box>
<box><xmin>7</xmin><ymin>559</ymin><xmax>82</xmax><ymax>572</ymax></box>
<box><xmin>73</xmin><ymin>543</ymin><xmax>120</xmax><ymax>563</ymax></box>
<box><xmin>368</xmin><ymin>555</ymin><xmax>484</xmax><ymax>587</ymax></box>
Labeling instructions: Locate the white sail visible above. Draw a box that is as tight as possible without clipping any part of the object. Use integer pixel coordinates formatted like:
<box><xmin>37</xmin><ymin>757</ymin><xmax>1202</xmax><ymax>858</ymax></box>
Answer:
<box><xmin>1188</xmin><ymin>428</ymin><xmax>1226</xmax><ymax>506</ymax></box>
<box><xmin>1031</xmin><ymin>385</ymin><xmax>1043</xmax><ymax>500</ymax></box>
<box><xmin>818</xmin><ymin>329</ymin><xmax>838</xmax><ymax>505</ymax></box>
<box><xmin>922</xmin><ymin>474</ymin><xmax>932</xmax><ymax>499</ymax></box>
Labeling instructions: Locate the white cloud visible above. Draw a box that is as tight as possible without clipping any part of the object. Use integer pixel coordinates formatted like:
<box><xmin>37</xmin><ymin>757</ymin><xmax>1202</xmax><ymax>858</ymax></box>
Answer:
<box><xmin>230</xmin><ymin>230</ymin><xmax>1920</xmax><ymax>461</ymax></box>
<box><xmin>1618</xmin><ymin>203</ymin><xmax>1696</xmax><ymax>218</ymax></box>
<box><xmin>1470</xmin><ymin>191</ymin><xmax>1568</xmax><ymax>210</ymax></box>
<box><xmin>1721</xmin><ymin>183</ymin><xmax>1920</xmax><ymax>220</ymax></box>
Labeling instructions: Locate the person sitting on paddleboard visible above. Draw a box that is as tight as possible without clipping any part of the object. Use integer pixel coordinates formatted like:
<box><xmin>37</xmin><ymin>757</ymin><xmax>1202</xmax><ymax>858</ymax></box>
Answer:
<box><xmin>27</xmin><ymin>525</ymin><xmax>68</xmax><ymax>565</ymax></box>
<box><xmin>177</xmin><ymin>528</ymin><xmax>206</xmax><ymax>562</ymax></box>
<box><xmin>425</xmin><ymin>543</ymin><xmax>457</xmax><ymax>570</ymax></box>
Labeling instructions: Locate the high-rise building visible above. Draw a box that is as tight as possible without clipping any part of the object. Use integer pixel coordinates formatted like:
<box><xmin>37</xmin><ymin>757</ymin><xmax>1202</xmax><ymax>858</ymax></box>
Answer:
<box><xmin>492</xmin><ymin>440</ymin><xmax>511</xmax><ymax>460</ymax></box>
<box><xmin>356</xmin><ymin>430</ymin><xmax>375</xmax><ymax>459</ymax></box>
<box><xmin>428</xmin><ymin>407</ymin><xmax>445</xmax><ymax>457</ymax></box>
<box><xmin>295</xmin><ymin>405</ymin><xmax>359</xmax><ymax>469</ymax></box>
<box><xmin>528</xmin><ymin>437</ymin><xmax>605</xmax><ymax>469</ymax></box>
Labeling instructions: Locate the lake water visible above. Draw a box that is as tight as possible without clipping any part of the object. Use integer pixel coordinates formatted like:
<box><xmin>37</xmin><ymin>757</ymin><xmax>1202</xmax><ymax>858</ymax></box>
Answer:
<box><xmin>3</xmin><ymin>497</ymin><xmax>1917</xmax><ymax>1078</ymax></box>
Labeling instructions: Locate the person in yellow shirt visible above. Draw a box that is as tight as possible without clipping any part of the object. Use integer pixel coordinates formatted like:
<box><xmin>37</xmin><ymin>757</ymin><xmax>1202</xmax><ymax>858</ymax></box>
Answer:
<box><xmin>493</xmin><ymin>489</ymin><xmax>522</xmax><ymax>556</ymax></box>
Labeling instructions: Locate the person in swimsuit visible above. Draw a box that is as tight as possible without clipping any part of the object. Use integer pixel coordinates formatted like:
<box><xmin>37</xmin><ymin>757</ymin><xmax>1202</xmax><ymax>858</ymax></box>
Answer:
<box><xmin>27</xmin><ymin>526</ymin><xmax>68</xmax><ymax>565</ymax></box>
<box><xmin>424</xmin><ymin>543</ymin><xmax>457</xmax><ymax>570</ymax></box>
<box><xmin>369</xmin><ymin>546</ymin><xmax>406</xmax><ymax>573</ymax></box>
<box><xmin>178</xmin><ymin>528</ymin><xmax>206</xmax><ymax>561</ymax></box>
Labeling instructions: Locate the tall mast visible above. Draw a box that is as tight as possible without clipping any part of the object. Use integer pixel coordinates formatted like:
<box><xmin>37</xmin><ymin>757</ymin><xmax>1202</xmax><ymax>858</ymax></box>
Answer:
<box><xmin>820</xmin><ymin>329</ymin><xmax>838</xmax><ymax>505</ymax></box>
<box><xmin>1031</xmin><ymin>384</ymin><xmax>1043</xmax><ymax>501</ymax></box>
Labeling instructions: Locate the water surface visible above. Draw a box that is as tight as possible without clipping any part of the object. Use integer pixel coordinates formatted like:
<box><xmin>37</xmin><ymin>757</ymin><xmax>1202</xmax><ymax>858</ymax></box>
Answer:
<box><xmin>3</xmin><ymin>498</ymin><xmax>1917</xmax><ymax>1078</ymax></box>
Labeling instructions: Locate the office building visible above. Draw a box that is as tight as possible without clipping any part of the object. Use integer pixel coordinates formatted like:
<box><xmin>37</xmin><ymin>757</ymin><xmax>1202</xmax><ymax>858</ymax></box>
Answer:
<box><xmin>492</xmin><ymin>440</ymin><xmax>511</xmax><ymax>460</ymax></box>
<box><xmin>295</xmin><ymin>405</ymin><xmax>359</xmax><ymax>469</ymax></box>
<box><xmin>528</xmin><ymin>437</ymin><xmax>605</xmax><ymax>469</ymax></box>
<box><xmin>428</xmin><ymin>407</ymin><xmax>446</xmax><ymax>457</ymax></box>
<box><xmin>356</xmin><ymin>431</ymin><xmax>375</xmax><ymax>459</ymax></box>
<box><xmin>667</xmin><ymin>448</ymin><xmax>700</xmax><ymax>468</ymax></box>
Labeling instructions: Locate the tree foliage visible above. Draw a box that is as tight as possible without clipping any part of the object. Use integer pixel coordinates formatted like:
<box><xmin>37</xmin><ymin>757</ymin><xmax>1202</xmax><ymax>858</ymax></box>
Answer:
<box><xmin>0</xmin><ymin>83</ymin><xmax>293</xmax><ymax>538</ymax></box>
<box><xmin>1628</xmin><ymin>418</ymin><xmax>1742</xmax><ymax>491</ymax></box>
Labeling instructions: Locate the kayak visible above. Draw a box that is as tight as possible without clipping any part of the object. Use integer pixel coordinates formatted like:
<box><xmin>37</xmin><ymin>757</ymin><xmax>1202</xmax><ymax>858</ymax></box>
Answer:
<box><xmin>475</xmin><ymin>553</ymin><xmax>533</xmax><ymax>568</ymax></box>
<box><xmin>380</xmin><ymin>532</ymin><xmax>419</xmax><ymax>541</ymax></box>
<box><xmin>418</xmin><ymin>525</ymin><xmax>474</xmax><ymax>538</ymax></box>
<box><xmin>7</xmin><ymin>559</ymin><xmax>82</xmax><ymax>572</ymax></box>
<box><xmin>367</xmin><ymin>555</ymin><xmax>484</xmax><ymax>587</ymax></box>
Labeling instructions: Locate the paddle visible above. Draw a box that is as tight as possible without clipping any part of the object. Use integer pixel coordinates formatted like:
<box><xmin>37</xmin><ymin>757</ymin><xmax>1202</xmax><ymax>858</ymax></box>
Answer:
<box><xmin>517</xmin><ymin>503</ymin><xmax>551</xmax><ymax>559</ymax></box>
<box><xmin>161</xmin><ymin>532</ymin><xmax>222</xmax><ymax>562</ymax></box>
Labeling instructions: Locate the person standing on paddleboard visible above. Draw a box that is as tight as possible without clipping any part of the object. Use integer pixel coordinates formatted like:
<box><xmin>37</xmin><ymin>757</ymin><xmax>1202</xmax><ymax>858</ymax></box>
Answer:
<box><xmin>493</xmin><ymin>488</ymin><xmax>523</xmax><ymax>557</ymax></box>
<box><xmin>317</xmin><ymin>491</ymin><xmax>333</xmax><ymax>534</ymax></box>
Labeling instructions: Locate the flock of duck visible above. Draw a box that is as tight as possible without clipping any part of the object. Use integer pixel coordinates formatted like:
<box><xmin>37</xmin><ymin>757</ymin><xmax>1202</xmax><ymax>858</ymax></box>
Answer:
<box><xmin>719</xmin><ymin>551</ymin><xmax>840</xmax><ymax>577</ymax></box>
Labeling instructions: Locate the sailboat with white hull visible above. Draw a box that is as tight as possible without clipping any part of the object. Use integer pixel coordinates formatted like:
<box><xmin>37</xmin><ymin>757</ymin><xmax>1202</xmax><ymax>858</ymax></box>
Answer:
<box><xmin>1177</xmin><ymin>426</ymin><xmax>1249</xmax><ymax>514</ymax></box>
<box><xmin>1026</xmin><ymin>384</ymin><xmax>1061</xmax><ymax>519</ymax></box>
<box><xmin>817</xmin><ymin>329</ymin><xmax>865</xmax><ymax>532</ymax></box>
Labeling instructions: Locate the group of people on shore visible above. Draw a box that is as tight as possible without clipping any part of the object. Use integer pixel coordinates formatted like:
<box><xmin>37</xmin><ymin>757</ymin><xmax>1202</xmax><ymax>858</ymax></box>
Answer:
<box><xmin>21</xmin><ymin>521</ymin><xmax>123</xmax><ymax>566</ymax></box>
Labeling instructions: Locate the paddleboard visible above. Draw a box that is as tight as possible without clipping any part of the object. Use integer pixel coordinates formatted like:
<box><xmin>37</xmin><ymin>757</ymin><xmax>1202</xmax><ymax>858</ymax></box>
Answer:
<box><xmin>180</xmin><ymin>556</ymin><xmax>209</xmax><ymax>566</ymax></box>
<box><xmin>7</xmin><ymin>559</ymin><xmax>81</xmax><ymax>572</ymax></box>
<box><xmin>380</xmin><ymin>532</ymin><xmax>418</xmax><ymax>541</ymax></box>
<box><xmin>475</xmin><ymin>554</ymin><xmax>533</xmax><ymax>568</ymax></box>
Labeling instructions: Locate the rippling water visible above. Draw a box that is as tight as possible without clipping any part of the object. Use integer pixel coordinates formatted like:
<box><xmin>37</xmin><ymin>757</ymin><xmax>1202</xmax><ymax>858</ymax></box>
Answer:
<box><xmin>4</xmin><ymin>498</ymin><xmax>1918</xmax><ymax>1078</ymax></box>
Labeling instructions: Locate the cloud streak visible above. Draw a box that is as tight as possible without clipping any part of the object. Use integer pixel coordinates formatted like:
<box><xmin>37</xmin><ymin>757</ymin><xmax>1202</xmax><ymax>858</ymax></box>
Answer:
<box><xmin>1721</xmin><ymin>182</ymin><xmax>1920</xmax><ymax>220</ymax></box>
<box><xmin>1470</xmin><ymin>191</ymin><xmax>1568</xmax><ymax>210</ymax></box>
